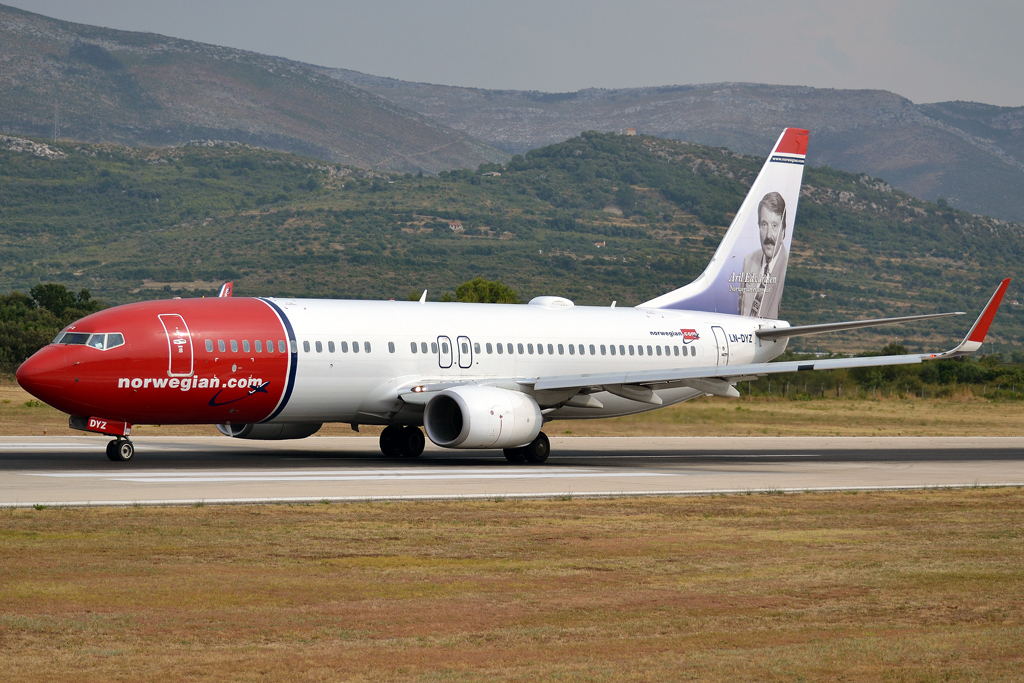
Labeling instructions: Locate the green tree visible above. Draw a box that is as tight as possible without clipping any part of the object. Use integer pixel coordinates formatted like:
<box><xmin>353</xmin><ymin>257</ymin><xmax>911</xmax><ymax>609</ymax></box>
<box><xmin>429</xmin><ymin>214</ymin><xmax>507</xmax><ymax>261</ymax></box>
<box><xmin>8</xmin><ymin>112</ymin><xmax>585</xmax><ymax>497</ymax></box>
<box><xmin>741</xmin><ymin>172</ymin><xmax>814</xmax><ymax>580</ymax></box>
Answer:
<box><xmin>454</xmin><ymin>278</ymin><xmax>520</xmax><ymax>304</ymax></box>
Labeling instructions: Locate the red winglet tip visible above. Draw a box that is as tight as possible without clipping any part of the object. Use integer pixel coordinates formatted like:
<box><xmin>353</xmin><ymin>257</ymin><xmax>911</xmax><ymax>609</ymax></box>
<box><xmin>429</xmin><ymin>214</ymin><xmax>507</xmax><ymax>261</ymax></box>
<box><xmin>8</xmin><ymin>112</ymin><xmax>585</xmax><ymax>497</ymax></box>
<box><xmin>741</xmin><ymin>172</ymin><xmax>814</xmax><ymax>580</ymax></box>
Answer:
<box><xmin>775</xmin><ymin>128</ymin><xmax>809</xmax><ymax>155</ymax></box>
<box><xmin>967</xmin><ymin>278</ymin><xmax>1010</xmax><ymax>343</ymax></box>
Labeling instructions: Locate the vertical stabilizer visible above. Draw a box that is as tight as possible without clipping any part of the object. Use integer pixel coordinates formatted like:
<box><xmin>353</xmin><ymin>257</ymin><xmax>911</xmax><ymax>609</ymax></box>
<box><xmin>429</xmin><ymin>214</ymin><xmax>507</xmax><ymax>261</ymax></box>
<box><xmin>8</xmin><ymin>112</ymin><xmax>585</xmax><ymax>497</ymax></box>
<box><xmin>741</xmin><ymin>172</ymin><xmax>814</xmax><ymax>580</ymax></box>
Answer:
<box><xmin>641</xmin><ymin>128</ymin><xmax>808</xmax><ymax>318</ymax></box>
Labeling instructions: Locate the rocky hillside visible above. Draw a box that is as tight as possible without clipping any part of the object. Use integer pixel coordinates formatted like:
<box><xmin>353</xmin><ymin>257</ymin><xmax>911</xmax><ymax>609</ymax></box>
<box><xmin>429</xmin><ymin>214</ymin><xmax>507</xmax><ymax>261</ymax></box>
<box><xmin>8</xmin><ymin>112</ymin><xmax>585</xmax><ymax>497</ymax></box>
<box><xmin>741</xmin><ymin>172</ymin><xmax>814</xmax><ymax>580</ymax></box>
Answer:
<box><xmin>325</xmin><ymin>71</ymin><xmax>1024</xmax><ymax>223</ymax></box>
<box><xmin>0</xmin><ymin>4</ymin><xmax>507</xmax><ymax>173</ymax></box>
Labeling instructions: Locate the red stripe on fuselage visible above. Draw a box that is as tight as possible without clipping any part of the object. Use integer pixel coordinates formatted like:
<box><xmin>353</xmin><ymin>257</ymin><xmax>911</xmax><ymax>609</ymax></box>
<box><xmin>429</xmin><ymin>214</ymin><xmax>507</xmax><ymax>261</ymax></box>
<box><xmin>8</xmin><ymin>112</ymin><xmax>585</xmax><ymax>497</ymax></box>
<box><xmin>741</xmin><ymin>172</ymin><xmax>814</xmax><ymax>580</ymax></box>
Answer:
<box><xmin>19</xmin><ymin>298</ymin><xmax>290</xmax><ymax>424</ymax></box>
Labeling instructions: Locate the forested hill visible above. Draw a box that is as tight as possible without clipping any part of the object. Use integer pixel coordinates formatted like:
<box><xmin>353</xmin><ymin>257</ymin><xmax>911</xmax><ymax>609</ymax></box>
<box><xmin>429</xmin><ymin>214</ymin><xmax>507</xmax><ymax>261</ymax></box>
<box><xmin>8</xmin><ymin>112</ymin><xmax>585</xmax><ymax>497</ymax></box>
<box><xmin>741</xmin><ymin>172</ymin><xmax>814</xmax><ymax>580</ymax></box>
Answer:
<box><xmin>1</xmin><ymin>132</ymin><xmax>1022</xmax><ymax>353</ymax></box>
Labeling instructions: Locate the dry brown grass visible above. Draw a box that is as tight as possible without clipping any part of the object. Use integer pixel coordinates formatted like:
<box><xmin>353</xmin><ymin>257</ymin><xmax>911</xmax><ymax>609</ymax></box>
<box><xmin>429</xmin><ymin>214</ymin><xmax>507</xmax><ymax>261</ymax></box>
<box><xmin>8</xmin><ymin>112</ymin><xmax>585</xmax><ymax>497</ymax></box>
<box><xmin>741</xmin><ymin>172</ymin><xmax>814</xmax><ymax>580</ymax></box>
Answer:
<box><xmin>1</xmin><ymin>490</ymin><xmax>1022</xmax><ymax>681</ymax></box>
<box><xmin>3</xmin><ymin>381</ymin><xmax>1021</xmax><ymax>438</ymax></box>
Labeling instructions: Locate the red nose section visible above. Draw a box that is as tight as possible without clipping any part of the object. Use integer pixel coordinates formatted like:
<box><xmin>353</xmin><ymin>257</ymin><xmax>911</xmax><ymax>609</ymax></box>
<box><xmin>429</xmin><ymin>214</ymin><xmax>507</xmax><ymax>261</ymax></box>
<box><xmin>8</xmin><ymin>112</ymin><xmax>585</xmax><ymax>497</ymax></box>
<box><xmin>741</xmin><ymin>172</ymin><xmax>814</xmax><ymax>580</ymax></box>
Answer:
<box><xmin>16</xmin><ymin>347</ymin><xmax>67</xmax><ymax>405</ymax></box>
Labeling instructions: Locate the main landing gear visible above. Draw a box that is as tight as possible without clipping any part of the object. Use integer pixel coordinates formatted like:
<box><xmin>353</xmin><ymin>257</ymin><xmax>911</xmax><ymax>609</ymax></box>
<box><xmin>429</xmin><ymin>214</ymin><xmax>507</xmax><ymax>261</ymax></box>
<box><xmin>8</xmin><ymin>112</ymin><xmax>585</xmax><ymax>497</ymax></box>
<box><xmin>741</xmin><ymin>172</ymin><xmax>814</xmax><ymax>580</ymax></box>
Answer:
<box><xmin>379</xmin><ymin>425</ymin><xmax>426</xmax><ymax>458</ymax></box>
<box><xmin>504</xmin><ymin>432</ymin><xmax>550</xmax><ymax>464</ymax></box>
<box><xmin>105</xmin><ymin>438</ymin><xmax>135</xmax><ymax>462</ymax></box>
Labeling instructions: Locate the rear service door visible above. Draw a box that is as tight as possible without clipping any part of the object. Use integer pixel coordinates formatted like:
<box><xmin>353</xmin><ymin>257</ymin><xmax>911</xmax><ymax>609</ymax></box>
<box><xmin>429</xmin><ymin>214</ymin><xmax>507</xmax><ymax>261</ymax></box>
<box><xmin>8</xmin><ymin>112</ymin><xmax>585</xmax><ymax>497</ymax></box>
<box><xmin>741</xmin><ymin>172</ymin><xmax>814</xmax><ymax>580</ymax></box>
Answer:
<box><xmin>159</xmin><ymin>314</ymin><xmax>194</xmax><ymax>377</ymax></box>
<box><xmin>711</xmin><ymin>325</ymin><xmax>730</xmax><ymax>366</ymax></box>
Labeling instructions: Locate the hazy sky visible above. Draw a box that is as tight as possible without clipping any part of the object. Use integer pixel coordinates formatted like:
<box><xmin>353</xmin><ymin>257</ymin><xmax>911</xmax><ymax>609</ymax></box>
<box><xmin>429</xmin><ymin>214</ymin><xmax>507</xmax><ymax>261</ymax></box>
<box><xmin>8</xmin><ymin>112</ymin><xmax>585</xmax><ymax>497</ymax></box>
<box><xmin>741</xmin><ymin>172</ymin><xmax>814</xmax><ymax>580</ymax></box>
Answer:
<box><xmin>9</xmin><ymin>0</ymin><xmax>1024</xmax><ymax>106</ymax></box>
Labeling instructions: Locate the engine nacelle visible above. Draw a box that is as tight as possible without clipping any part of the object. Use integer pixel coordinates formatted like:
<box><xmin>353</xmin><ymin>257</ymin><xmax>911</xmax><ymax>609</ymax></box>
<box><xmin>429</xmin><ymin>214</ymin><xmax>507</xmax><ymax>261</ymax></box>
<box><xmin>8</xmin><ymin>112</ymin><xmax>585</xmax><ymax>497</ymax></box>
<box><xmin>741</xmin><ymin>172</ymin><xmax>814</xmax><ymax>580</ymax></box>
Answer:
<box><xmin>216</xmin><ymin>423</ymin><xmax>322</xmax><ymax>440</ymax></box>
<box><xmin>423</xmin><ymin>386</ymin><xmax>542</xmax><ymax>449</ymax></box>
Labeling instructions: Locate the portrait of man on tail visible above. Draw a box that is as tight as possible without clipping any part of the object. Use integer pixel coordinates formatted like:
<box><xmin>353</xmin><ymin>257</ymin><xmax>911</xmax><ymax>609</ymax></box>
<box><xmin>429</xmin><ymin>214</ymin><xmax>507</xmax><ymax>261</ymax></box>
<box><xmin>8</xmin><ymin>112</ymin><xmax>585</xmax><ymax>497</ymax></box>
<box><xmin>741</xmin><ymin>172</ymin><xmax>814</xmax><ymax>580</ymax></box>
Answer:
<box><xmin>738</xmin><ymin>191</ymin><xmax>789</xmax><ymax>319</ymax></box>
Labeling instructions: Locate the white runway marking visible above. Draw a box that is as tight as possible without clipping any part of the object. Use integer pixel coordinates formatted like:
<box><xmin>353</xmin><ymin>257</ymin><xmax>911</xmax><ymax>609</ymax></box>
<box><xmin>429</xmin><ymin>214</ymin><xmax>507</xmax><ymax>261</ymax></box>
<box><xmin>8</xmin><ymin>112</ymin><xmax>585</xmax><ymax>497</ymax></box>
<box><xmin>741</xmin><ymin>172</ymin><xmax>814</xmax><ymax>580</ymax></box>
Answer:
<box><xmin>23</xmin><ymin>467</ymin><xmax>669</xmax><ymax>484</ymax></box>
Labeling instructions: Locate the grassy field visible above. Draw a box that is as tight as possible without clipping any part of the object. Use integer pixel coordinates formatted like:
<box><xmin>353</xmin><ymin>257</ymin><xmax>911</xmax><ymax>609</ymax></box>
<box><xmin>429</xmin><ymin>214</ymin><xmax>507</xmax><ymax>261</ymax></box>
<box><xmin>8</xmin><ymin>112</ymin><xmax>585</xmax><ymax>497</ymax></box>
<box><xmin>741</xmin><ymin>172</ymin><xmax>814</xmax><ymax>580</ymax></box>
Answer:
<box><xmin>1</xmin><ymin>489</ymin><xmax>1022</xmax><ymax>681</ymax></box>
<box><xmin>2</xmin><ymin>381</ymin><xmax>1021</xmax><ymax>438</ymax></box>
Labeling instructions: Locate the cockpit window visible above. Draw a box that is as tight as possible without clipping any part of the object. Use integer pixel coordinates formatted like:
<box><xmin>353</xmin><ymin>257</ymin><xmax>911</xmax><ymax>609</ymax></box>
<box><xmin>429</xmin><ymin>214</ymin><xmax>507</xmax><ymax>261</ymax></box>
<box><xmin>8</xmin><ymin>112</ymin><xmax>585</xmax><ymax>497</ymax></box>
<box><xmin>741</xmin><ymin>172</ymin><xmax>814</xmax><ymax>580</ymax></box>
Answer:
<box><xmin>55</xmin><ymin>332</ymin><xmax>125</xmax><ymax>350</ymax></box>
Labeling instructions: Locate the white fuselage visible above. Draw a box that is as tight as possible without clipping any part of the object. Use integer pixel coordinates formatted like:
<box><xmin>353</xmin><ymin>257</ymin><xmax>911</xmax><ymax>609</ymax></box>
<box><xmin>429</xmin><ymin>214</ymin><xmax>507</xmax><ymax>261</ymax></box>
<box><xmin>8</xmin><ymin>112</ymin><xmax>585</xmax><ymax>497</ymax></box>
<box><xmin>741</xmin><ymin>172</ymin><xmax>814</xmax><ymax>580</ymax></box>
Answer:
<box><xmin>270</xmin><ymin>298</ymin><xmax>789</xmax><ymax>424</ymax></box>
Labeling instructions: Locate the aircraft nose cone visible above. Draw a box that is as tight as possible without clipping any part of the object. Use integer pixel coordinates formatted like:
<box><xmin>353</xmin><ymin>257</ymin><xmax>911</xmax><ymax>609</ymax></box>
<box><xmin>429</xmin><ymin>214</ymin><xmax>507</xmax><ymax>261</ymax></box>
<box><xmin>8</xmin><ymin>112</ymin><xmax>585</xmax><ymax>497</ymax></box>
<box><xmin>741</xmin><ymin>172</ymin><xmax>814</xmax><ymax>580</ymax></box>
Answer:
<box><xmin>16</xmin><ymin>347</ymin><xmax>67</xmax><ymax>400</ymax></box>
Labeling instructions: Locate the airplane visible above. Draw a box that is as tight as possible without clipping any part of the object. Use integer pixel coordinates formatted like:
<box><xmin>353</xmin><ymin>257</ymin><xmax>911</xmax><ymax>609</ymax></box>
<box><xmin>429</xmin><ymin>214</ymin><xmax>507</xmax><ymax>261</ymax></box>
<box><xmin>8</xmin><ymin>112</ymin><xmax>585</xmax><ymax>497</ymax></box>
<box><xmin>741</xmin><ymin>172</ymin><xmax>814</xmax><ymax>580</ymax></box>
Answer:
<box><xmin>16</xmin><ymin>128</ymin><xmax>1010</xmax><ymax>463</ymax></box>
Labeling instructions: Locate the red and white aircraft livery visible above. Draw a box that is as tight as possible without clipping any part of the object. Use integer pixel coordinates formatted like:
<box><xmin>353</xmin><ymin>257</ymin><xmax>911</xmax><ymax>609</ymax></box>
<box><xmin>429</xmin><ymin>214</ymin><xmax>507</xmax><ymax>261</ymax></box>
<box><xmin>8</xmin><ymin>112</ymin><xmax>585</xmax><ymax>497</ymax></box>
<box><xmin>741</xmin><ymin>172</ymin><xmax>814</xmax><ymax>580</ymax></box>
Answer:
<box><xmin>17</xmin><ymin>129</ymin><xmax>1010</xmax><ymax>462</ymax></box>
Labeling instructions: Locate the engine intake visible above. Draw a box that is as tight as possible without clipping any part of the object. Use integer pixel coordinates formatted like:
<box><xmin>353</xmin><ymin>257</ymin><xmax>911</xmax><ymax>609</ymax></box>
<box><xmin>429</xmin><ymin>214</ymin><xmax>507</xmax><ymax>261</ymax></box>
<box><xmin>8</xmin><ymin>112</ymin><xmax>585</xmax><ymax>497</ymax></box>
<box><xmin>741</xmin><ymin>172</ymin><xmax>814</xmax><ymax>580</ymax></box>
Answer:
<box><xmin>423</xmin><ymin>386</ymin><xmax>541</xmax><ymax>449</ymax></box>
<box><xmin>216</xmin><ymin>423</ymin><xmax>322</xmax><ymax>440</ymax></box>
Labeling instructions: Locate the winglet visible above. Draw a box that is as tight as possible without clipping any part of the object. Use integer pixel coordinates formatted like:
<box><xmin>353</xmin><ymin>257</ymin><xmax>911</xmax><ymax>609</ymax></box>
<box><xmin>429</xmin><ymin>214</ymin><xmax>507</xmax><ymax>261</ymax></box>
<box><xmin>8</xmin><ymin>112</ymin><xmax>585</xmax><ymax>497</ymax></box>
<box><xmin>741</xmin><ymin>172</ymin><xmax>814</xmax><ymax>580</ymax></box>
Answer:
<box><xmin>218</xmin><ymin>282</ymin><xmax>233</xmax><ymax>298</ymax></box>
<box><xmin>419</xmin><ymin>290</ymin><xmax>427</xmax><ymax>304</ymax></box>
<box><xmin>926</xmin><ymin>279</ymin><xmax>1009</xmax><ymax>359</ymax></box>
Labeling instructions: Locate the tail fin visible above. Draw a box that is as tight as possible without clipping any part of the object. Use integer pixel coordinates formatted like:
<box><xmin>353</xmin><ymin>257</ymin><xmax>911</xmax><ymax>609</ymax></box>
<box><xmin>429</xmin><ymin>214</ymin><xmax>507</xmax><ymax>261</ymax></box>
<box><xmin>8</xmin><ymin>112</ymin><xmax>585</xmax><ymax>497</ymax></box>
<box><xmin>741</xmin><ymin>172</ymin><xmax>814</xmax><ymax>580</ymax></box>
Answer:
<box><xmin>218</xmin><ymin>282</ymin><xmax>233</xmax><ymax>298</ymax></box>
<box><xmin>641</xmin><ymin>128</ymin><xmax>809</xmax><ymax>318</ymax></box>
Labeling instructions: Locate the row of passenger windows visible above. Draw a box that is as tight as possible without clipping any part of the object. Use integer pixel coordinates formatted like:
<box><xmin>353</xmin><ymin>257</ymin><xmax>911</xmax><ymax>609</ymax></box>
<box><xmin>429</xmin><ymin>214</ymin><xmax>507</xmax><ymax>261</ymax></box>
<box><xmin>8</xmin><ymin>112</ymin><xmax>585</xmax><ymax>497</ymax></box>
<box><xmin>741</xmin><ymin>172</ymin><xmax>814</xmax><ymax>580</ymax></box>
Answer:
<box><xmin>205</xmin><ymin>337</ymin><xmax>696</xmax><ymax>359</ymax></box>
<box><xmin>409</xmin><ymin>341</ymin><xmax>697</xmax><ymax>357</ymax></box>
<box><xmin>206</xmin><ymin>339</ymin><xmax>290</xmax><ymax>354</ymax></box>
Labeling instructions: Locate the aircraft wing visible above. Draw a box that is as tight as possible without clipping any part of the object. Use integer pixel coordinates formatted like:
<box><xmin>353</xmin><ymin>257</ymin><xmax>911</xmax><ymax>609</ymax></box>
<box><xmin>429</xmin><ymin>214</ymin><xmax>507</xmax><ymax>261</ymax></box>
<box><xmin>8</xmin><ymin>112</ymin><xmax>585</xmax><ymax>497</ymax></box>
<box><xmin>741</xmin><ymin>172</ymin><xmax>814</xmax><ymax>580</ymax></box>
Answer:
<box><xmin>525</xmin><ymin>278</ymin><xmax>1010</xmax><ymax>399</ymax></box>
<box><xmin>398</xmin><ymin>280</ymin><xmax>1008</xmax><ymax>406</ymax></box>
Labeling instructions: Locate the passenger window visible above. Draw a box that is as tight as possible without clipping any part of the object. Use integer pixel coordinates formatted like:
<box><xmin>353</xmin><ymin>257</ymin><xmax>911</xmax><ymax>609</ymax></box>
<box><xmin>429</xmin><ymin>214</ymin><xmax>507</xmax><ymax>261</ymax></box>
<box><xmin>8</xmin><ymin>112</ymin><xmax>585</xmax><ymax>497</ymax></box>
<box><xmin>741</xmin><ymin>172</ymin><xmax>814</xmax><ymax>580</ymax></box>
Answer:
<box><xmin>638</xmin><ymin>346</ymin><xmax>643</xmax><ymax>356</ymax></box>
<box><xmin>410</xmin><ymin>342</ymin><xmax>418</xmax><ymax>353</ymax></box>
<box><xmin>461</xmin><ymin>342</ymin><xmax>469</xmax><ymax>354</ymax></box>
<box><xmin>315</xmin><ymin>341</ymin><xmax>322</xmax><ymax>353</ymax></box>
<box><xmin>388</xmin><ymin>342</ymin><xmax>395</xmax><ymax>353</ymax></box>
<box><xmin>496</xmin><ymin>343</ymin><xmax>503</xmax><ymax>355</ymax></box>
<box><xmin>289</xmin><ymin>340</ymin><xmax>297</xmax><ymax>353</ymax></box>
<box><xmin>268</xmin><ymin>340</ymin><xmax>275</xmax><ymax>353</ymax></box>
<box><xmin>230</xmin><ymin>340</ymin><xmax>239</xmax><ymax>353</ymax></box>
<box><xmin>365</xmin><ymin>342</ymin><xmax>371</xmax><ymax>353</ymax></box>
<box><xmin>431</xmin><ymin>342</ymin><xmax>438</xmax><ymax>353</ymax></box>
<box><xmin>547</xmin><ymin>344</ymin><xmax>554</xmax><ymax>355</ymax></box>
<box><xmin>569</xmin><ymin>344</ymin><xmax>575</xmax><ymax>355</ymax></box>
<box><xmin>328</xmin><ymin>341</ymin><xmax>335</xmax><ymax>353</ymax></box>
<box><xmin>558</xmin><ymin>344</ymin><xmax>564</xmax><ymax>355</ymax></box>
<box><xmin>421</xmin><ymin>342</ymin><xmax>428</xmax><ymax>354</ymax></box>
<box><xmin>303</xmin><ymin>341</ymin><xmax>311</xmax><ymax>353</ymax></box>
<box><xmin>352</xmin><ymin>341</ymin><xmax>360</xmax><ymax>354</ymax></box>
<box><xmin>527</xmin><ymin>344</ymin><xmax>534</xmax><ymax>354</ymax></box>
<box><xmin>610</xmin><ymin>344</ymin><xmax>616</xmax><ymax>356</ymax></box>
<box><xmin>243</xmin><ymin>340</ymin><xmax>251</xmax><ymax>353</ymax></box>
<box><xmin>647</xmin><ymin>345</ymin><xmax>653</xmax><ymax>356</ymax></box>
<box><xmin>255</xmin><ymin>340</ymin><xmax>262</xmax><ymax>353</ymax></box>
<box><xmin>682</xmin><ymin>346</ymin><xmax>688</xmax><ymax>356</ymax></box>
<box><xmin>486</xmin><ymin>343</ymin><xmax>493</xmax><ymax>354</ymax></box>
<box><xmin>674</xmin><ymin>346</ymin><xmax>679</xmax><ymax>356</ymax></box>
<box><xmin>508</xmin><ymin>343</ymin><xmax>514</xmax><ymax>354</ymax></box>
<box><xmin>474</xmin><ymin>342</ymin><xmax>481</xmax><ymax>354</ymax></box>
<box><xmin>440</xmin><ymin>342</ymin><xmax>448</xmax><ymax>354</ymax></box>
<box><xmin>341</xmin><ymin>341</ymin><xmax>349</xmax><ymax>353</ymax></box>
<box><xmin>280</xmin><ymin>340</ymin><xmax>287</xmax><ymax>353</ymax></box>
<box><xmin>589</xmin><ymin>344</ymin><xmax>596</xmax><ymax>355</ymax></box>
<box><xmin>600</xmin><ymin>345</ymin><xmax>607</xmax><ymax>355</ymax></box>
<box><xmin>206</xmin><ymin>339</ymin><xmax>214</xmax><ymax>352</ymax></box>
<box><xmin>535</xmin><ymin>344</ymin><xmax>542</xmax><ymax>355</ymax></box>
<box><xmin>218</xmin><ymin>340</ymin><xmax>226</xmax><ymax>352</ymax></box>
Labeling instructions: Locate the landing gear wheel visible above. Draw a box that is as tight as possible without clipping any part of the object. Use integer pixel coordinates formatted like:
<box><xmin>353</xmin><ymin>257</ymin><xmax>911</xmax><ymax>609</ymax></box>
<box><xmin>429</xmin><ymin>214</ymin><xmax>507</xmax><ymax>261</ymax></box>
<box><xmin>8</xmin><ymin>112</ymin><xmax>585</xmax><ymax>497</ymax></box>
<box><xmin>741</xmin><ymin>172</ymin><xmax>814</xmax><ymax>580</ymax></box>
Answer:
<box><xmin>107</xmin><ymin>439</ymin><xmax>134</xmax><ymax>462</ymax></box>
<box><xmin>503</xmin><ymin>447</ymin><xmax>526</xmax><ymax>463</ymax></box>
<box><xmin>379</xmin><ymin>425</ymin><xmax>403</xmax><ymax>458</ymax></box>
<box><xmin>523</xmin><ymin>432</ymin><xmax>550</xmax><ymax>464</ymax></box>
<box><xmin>398</xmin><ymin>427</ymin><xmax>425</xmax><ymax>458</ymax></box>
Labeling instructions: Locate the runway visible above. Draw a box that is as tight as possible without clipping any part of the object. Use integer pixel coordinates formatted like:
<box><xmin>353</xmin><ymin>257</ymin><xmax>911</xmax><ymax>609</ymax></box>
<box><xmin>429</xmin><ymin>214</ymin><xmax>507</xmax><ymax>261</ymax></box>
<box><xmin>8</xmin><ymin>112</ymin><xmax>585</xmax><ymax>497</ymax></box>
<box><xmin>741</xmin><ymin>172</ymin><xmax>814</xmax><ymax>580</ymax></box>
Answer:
<box><xmin>1</xmin><ymin>435</ymin><xmax>1022</xmax><ymax>507</ymax></box>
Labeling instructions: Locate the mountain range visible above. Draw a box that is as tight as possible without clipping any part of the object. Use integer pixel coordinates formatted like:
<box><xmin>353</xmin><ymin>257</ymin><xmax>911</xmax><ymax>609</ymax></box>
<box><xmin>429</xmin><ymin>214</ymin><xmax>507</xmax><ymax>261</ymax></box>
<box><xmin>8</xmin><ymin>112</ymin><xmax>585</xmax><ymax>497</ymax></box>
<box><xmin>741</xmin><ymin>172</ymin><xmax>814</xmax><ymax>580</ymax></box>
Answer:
<box><xmin>1</xmin><ymin>2</ymin><xmax>1022</xmax><ymax>224</ymax></box>
<box><xmin>324</xmin><ymin>71</ymin><xmax>1024</xmax><ymax>223</ymax></box>
<box><xmin>0</xmin><ymin>4</ymin><xmax>505</xmax><ymax>173</ymax></box>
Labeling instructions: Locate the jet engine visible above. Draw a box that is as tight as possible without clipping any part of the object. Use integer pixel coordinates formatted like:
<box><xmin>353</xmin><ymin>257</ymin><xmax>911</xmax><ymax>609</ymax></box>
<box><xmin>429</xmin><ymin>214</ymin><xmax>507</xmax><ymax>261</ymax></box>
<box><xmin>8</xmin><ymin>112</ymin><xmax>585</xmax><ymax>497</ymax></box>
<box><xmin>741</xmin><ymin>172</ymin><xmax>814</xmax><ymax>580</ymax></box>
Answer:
<box><xmin>423</xmin><ymin>386</ymin><xmax>541</xmax><ymax>449</ymax></box>
<box><xmin>216</xmin><ymin>423</ymin><xmax>322</xmax><ymax>440</ymax></box>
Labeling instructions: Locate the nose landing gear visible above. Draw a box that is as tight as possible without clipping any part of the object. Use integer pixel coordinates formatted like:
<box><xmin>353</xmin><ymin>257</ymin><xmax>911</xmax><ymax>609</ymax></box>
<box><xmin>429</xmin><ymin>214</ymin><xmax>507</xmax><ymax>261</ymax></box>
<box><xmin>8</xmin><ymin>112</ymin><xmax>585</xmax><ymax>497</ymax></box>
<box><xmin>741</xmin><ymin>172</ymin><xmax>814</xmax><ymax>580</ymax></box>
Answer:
<box><xmin>105</xmin><ymin>438</ymin><xmax>135</xmax><ymax>462</ymax></box>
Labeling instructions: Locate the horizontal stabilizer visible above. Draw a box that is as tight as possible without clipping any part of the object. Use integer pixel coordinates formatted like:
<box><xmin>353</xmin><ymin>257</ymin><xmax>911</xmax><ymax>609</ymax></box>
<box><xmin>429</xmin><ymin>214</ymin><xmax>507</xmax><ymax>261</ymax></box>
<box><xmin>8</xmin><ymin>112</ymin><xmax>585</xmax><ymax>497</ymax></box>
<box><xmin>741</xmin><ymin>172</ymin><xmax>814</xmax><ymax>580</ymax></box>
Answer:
<box><xmin>756</xmin><ymin>311</ymin><xmax>965</xmax><ymax>341</ymax></box>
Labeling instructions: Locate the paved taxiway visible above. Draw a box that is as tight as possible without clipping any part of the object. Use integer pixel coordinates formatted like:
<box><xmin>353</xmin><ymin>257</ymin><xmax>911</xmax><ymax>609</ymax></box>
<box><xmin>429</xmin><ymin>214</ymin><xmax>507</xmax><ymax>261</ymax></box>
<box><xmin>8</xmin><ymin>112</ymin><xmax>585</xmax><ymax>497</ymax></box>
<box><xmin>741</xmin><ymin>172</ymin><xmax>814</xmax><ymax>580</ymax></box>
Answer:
<box><xmin>1</xmin><ymin>435</ymin><xmax>1022</xmax><ymax>506</ymax></box>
